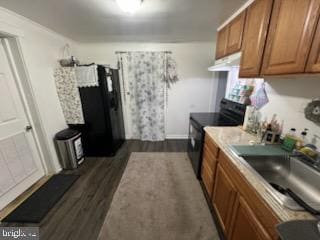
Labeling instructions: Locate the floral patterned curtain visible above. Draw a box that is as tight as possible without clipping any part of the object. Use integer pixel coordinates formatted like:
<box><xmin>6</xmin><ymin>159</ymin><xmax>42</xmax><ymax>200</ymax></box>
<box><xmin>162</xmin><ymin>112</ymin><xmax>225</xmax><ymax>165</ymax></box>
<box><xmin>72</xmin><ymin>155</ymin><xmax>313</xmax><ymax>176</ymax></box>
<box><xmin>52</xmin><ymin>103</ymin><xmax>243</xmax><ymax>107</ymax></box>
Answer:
<box><xmin>124</xmin><ymin>52</ymin><xmax>166</xmax><ymax>141</ymax></box>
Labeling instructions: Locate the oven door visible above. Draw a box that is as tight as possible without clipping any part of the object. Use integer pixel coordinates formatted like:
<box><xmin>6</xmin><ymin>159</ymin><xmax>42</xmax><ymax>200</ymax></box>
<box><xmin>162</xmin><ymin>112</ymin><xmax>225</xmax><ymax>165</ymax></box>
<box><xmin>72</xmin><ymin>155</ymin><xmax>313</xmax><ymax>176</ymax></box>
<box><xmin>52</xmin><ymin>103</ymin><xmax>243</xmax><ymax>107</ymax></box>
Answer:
<box><xmin>187</xmin><ymin>118</ymin><xmax>204</xmax><ymax>179</ymax></box>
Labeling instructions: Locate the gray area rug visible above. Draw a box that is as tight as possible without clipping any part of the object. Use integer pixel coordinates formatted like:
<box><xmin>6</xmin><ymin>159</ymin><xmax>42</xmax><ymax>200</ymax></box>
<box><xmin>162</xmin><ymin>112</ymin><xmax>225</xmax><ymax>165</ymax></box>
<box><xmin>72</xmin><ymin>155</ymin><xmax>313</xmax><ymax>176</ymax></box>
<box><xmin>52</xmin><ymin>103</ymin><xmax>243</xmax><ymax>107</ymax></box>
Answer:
<box><xmin>98</xmin><ymin>152</ymin><xmax>219</xmax><ymax>240</ymax></box>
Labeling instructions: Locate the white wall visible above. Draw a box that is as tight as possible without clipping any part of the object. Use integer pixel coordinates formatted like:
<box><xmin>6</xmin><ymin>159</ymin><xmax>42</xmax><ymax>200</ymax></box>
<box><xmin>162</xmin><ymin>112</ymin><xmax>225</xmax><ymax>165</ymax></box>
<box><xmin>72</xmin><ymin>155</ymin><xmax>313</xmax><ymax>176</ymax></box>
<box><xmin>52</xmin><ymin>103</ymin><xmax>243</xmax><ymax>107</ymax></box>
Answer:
<box><xmin>261</xmin><ymin>76</ymin><xmax>320</xmax><ymax>147</ymax></box>
<box><xmin>0</xmin><ymin>7</ymin><xmax>219</xmax><ymax>174</ymax></box>
<box><xmin>0</xmin><ymin>7</ymin><xmax>77</xmax><ymax>172</ymax></box>
<box><xmin>76</xmin><ymin>42</ymin><xmax>216</xmax><ymax>138</ymax></box>
<box><xmin>226</xmin><ymin>69</ymin><xmax>320</xmax><ymax>148</ymax></box>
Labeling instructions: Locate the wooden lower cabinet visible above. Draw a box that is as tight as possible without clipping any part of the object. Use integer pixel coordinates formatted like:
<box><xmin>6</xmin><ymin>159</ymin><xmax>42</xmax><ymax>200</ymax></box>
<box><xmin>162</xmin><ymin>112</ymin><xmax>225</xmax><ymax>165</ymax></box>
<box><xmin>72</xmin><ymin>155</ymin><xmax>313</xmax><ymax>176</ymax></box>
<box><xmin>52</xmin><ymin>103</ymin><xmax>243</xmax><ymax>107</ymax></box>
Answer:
<box><xmin>201</xmin><ymin>162</ymin><xmax>214</xmax><ymax>197</ymax></box>
<box><xmin>201</xmin><ymin>138</ymin><xmax>219</xmax><ymax>197</ymax></box>
<box><xmin>218</xmin><ymin>151</ymin><xmax>280</xmax><ymax>239</ymax></box>
<box><xmin>228</xmin><ymin>196</ymin><xmax>272</xmax><ymax>240</ymax></box>
<box><xmin>212</xmin><ymin>165</ymin><xmax>237</xmax><ymax>234</ymax></box>
<box><xmin>202</xmin><ymin>134</ymin><xmax>280</xmax><ymax>239</ymax></box>
<box><xmin>204</xmin><ymin>135</ymin><xmax>219</xmax><ymax>158</ymax></box>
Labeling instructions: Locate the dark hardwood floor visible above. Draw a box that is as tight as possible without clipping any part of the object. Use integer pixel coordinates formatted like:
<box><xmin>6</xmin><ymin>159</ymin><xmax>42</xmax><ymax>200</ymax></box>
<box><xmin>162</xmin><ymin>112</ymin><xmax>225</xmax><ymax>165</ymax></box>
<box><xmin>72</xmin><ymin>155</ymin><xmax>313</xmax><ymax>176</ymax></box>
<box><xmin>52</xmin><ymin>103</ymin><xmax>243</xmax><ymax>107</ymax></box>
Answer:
<box><xmin>2</xmin><ymin>139</ymin><xmax>188</xmax><ymax>240</ymax></box>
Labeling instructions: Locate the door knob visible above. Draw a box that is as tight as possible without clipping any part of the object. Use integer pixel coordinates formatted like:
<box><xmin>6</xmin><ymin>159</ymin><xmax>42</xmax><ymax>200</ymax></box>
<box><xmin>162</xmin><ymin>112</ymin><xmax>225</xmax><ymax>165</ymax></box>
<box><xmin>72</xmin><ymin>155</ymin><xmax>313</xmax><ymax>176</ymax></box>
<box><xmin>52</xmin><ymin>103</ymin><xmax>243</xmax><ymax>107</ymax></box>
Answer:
<box><xmin>25</xmin><ymin>125</ymin><xmax>33</xmax><ymax>131</ymax></box>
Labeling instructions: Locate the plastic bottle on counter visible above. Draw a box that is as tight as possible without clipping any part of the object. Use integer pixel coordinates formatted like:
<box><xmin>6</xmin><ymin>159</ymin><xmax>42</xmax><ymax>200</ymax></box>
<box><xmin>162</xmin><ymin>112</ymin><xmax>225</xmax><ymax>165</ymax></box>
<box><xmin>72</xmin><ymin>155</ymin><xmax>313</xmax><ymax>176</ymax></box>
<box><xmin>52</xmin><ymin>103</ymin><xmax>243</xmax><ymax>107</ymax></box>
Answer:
<box><xmin>289</xmin><ymin>128</ymin><xmax>297</xmax><ymax>137</ymax></box>
<box><xmin>296</xmin><ymin>129</ymin><xmax>309</xmax><ymax>149</ymax></box>
<box><xmin>301</xmin><ymin>129</ymin><xmax>309</xmax><ymax>144</ymax></box>
<box><xmin>243</xmin><ymin>106</ymin><xmax>255</xmax><ymax>131</ymax></box>
<box><xmin>282</xmin><ymin>128</ymin><xmax>298</xmax><ymax>152</ymax></box>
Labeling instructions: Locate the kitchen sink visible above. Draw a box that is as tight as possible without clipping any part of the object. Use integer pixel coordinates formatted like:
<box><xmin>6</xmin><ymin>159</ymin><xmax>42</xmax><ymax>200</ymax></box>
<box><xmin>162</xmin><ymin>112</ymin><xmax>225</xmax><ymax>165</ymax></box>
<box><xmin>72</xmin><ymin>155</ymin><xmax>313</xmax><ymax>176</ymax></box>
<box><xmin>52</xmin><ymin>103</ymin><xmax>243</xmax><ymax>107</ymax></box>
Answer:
<box><xmin>241</xmin><ymin>155</ymin><xmax>320</xmax><ymax>211</ymax></box>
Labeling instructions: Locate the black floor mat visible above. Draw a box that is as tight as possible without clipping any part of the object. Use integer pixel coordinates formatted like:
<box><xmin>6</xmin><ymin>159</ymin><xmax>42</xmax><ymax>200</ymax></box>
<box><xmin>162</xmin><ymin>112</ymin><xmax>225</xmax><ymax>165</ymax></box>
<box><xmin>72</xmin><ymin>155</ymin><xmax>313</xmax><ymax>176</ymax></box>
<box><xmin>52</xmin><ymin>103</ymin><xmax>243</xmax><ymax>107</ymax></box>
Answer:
<box><xmin>2</xmin><ymin>174</ymin><xmax>79</xmax><ymax>223</ymax></box>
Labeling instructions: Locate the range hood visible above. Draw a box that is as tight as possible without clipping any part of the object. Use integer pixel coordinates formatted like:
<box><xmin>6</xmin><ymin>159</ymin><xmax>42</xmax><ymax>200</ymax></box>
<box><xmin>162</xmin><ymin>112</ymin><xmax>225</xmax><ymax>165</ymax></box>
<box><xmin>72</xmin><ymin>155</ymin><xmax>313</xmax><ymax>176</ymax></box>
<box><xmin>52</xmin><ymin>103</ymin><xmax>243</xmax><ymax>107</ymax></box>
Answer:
<box><xmin>208</xmin><ymin>52</ymin><xmax>241</xmax><ymax>72</ymax></box>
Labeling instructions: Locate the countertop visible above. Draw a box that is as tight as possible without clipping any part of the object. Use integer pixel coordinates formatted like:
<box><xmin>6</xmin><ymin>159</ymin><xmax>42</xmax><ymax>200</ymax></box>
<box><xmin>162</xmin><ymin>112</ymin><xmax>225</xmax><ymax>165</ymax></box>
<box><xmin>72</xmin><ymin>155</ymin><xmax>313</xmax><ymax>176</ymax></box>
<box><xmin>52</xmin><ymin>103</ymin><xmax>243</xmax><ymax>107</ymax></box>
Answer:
<box><xmin>204</xmin><ymin>126</ymin><xmax>314</xmax><ymax>222</ymax></box>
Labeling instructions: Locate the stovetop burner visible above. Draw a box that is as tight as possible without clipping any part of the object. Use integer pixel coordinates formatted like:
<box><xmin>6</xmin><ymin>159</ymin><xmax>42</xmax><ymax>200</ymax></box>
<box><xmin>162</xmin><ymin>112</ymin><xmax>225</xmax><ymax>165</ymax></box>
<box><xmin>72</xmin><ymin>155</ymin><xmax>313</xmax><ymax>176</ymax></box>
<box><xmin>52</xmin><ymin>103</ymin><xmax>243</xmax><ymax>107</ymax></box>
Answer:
<box><xmin>190</xmin><ymin>112</ymin><xmax>238</xmax><ymax>127</ymax></box>
<box><xmin>190</xmin><ymin>98</ymin><xmax>247</xmax><ymax>128</ymax></box>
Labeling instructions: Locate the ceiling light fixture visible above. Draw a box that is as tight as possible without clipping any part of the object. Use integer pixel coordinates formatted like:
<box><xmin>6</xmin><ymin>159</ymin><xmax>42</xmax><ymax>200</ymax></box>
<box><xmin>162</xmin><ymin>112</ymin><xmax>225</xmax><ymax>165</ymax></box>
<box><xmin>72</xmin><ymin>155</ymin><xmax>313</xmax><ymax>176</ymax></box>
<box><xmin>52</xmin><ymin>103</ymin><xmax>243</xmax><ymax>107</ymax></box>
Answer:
<box><xmin>116</xmin><ymin>0</ymin><xmax>143</xmax><ymax>14</ymax></box>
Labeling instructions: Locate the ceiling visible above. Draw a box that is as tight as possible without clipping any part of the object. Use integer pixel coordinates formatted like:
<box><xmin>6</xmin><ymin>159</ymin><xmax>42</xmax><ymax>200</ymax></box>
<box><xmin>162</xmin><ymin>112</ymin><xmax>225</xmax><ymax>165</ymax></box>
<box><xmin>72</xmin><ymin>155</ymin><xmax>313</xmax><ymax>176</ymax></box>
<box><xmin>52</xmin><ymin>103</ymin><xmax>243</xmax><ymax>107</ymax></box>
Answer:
<box><xmin>0</xmin><ymin>0</ymin><xmax>246</xmax><ymax>43</ymax></box>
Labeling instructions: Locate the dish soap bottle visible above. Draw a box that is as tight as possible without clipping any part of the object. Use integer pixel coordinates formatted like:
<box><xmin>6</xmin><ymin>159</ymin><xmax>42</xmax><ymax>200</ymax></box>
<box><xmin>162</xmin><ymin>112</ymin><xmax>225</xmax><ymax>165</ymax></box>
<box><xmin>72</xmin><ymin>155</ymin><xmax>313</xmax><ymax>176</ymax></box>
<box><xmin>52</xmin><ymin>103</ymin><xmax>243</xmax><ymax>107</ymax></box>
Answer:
<box><xmin>296</xmin><ymin>128</ymin><xmax>309</xmax><ymax>149</ymax></box>
<box><xmin>282</xmin><ymin>128</ymin><xmax>297</xmax><ymax>152</ymax></box>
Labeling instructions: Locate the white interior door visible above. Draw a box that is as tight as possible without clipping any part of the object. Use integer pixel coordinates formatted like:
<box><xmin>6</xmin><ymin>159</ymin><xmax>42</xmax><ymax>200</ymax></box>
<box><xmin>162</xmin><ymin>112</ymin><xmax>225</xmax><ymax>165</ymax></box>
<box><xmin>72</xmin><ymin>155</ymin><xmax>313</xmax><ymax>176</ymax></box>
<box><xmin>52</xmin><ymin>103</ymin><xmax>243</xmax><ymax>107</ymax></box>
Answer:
<box><xmin>0</xmin><ymin>40</ymin><xmax>44</xmax><ymax>210</ymax></box>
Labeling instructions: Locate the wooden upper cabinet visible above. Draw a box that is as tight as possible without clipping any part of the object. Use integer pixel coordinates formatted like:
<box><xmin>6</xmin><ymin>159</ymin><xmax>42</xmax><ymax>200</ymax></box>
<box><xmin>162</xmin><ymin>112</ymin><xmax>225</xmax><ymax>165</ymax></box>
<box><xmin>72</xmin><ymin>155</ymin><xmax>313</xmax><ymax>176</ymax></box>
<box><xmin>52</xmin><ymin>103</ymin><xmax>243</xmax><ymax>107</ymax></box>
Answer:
<box><xmin>306</xmin><ymin>19</ymin><xmax>320</xmax><ymax>72</ymax></box>
<box><xmin>216</xmin><ymin>11</ymin><xmax>246</xmax><ymax>60</ymax></box>
<box><xmin>212</xmin><ymin>164</ymin><xmax>237</xmax><ymax>234</ymax></box>
<box><xmin>226</xmin><ymin>11</ymin><xmax>246</xmax><ymax>55</ymax></box>
<box><xmin>228</xmin><ymin>196</ymin><xmax>271</xmax><ymax>240</ymax></box>
<box><xmin>261</xmin><ymin>0</ymin><xmax>320</xmax><ymax>75</ymax></box>
<box><xmin>215</xmin><ymin>26</ymin><xmax>229</xmax><ymax>59</ymax></box>
<box><xmin>239</xmin><ymin>0</ymin><xmax>274</xmax><ymax>78</ymax></box>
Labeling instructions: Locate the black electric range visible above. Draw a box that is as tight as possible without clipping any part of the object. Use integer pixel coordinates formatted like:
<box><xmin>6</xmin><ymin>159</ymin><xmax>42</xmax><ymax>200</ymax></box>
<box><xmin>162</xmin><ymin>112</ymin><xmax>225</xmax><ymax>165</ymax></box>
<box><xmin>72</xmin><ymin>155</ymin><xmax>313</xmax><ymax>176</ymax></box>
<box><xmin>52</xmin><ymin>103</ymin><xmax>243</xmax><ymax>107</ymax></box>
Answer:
<box><xmin>187</xmin><ymin>98</ymin><xmax>247</xmax><ymax>179</ymax></box>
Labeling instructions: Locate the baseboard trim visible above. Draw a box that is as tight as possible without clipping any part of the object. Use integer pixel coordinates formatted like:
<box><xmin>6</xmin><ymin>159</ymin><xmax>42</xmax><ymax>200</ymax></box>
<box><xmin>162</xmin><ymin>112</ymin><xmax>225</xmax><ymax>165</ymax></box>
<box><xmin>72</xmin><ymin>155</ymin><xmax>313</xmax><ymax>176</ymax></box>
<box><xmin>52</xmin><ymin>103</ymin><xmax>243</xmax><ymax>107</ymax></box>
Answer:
<box><xmin>165</xmin><ymin>135</ymin><xmax>188</xmax><ymax>139</ymax></box>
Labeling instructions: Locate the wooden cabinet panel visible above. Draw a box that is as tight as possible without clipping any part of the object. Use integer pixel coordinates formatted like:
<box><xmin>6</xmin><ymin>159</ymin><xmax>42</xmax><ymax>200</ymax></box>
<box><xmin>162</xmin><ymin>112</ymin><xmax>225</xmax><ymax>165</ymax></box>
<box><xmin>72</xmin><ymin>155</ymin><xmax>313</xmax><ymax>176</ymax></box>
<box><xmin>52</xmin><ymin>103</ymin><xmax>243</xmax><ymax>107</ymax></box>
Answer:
<box><xmin>215</xmin><ymin>26</ymin><xmax>229</xmax><ymax>60</ymax></box>
<box><xmin>306</xmin><ymin>19</ymin><xmax>320</xmax><ymax>72</ymax></box>
<box><xmin>212</xmin><ymin>164</ymin><xmax>237</xmax><ymax>234</ymax></box>
<box><xmin>201</xmin><ymin>162</ymin><xmax>214</xmax><ymax>197</ymax></box>
<box><xmin>202</xmin><ymin>145</ymin><xmax>215</xmax><ymax>168</ymax></box>
<box><xmin>229</xmin><ymin>196</ymin><xmax>271</xmax><ymax>240</ymax></box>
<box><xmin>203</xmin><ymin>134</ymin><xmax>281</xmax><ymax>239</ymax></box>
<box><xmin>261</xmin><ymin>0</ymin><xmax>320</xmax><ymax>75</ymax></box>
<box><xmin>201</xmin><ymin>143</ymin><xmax>218</xmax><ymax>198</ymax></box>
<box><xmin>219</xmin><ymin>151</ymin><xmax>280</xmax><ymax>239</ymax></box>
<box><xmin>226</xmin><ymin>11</ymin><xmax>246</xmax><ymax>55</ymax></box>
<box><xmin>239</xmin><ymin>0</ymin><xmax>274</xmax><ymax>77</ymax></box>
<box><xmin>204</xmin><ymin>135</ymin><xmax>219</xmax><ymax>158</ymax></box>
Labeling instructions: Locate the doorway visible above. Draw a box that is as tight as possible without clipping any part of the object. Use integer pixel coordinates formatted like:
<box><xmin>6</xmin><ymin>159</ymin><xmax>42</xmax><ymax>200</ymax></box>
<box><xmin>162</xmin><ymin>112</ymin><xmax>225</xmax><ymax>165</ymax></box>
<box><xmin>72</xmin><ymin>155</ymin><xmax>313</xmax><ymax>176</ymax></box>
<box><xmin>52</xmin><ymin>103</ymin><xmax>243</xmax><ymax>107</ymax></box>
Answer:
<box><xmin>0</xmin><ymin>39</ymin><xmax>45</xmax><ymax>210</ymax></box>
<box><xmin>117</xmin><ymin>51</ymin><xmax>169</xmax><ymax>141</ymax></box>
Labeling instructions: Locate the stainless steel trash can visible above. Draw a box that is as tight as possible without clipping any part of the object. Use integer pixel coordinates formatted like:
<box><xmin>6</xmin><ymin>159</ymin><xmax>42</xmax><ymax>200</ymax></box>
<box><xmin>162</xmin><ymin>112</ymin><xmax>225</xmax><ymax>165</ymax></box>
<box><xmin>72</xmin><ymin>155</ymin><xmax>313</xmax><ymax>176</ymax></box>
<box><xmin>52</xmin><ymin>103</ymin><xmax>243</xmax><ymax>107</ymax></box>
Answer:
<box><xmin>55</xmin><ymin>129</ymin><xmax>84</xmax><ymax>169</ymax></box>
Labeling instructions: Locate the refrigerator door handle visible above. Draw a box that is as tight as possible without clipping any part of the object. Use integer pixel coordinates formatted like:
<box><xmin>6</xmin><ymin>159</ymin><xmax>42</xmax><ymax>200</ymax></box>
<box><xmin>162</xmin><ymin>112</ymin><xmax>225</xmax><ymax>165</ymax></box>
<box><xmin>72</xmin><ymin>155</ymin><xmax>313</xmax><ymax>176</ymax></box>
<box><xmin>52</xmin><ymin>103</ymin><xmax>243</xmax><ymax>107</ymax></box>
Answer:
<box><xmin>113</xmin><ymin>90</ymin><xmax>119</xmax><ymax>111</ymax></box>
<box><xmin>106</xmin><ymin>77</ymin><xmax>119</xmax><ymax>111</ymax></box>
<box><xmin>107</xmin><ymin>76</ymin><xmax>113</xmax><ymax>92</ymax></box>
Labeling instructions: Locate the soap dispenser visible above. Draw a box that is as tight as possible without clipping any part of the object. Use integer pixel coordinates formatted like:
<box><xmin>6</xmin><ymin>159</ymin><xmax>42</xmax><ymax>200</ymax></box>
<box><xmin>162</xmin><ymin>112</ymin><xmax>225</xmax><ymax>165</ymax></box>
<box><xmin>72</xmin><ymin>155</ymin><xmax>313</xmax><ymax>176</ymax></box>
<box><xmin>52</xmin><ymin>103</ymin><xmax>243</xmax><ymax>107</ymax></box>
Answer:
<box><xmin>282</xmin><ymin>128</ymin><xmax>298</xmax><ymax>152</ymax></box>
<box><xmin>296</xmin><ymin>128</ymin><xmax>309</xmax><ymax>149</ymax></box>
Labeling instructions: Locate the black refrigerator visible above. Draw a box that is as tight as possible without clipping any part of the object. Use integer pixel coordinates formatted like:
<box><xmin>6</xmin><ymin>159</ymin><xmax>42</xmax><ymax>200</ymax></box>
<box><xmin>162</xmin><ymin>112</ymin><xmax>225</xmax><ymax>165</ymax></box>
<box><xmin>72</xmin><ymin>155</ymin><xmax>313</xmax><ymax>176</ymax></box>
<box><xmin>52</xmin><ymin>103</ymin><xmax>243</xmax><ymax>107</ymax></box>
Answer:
<box><xmin>70</xmin><ymin>65</ymin><xmax>125</xmax><ymax>157</ymax></box>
